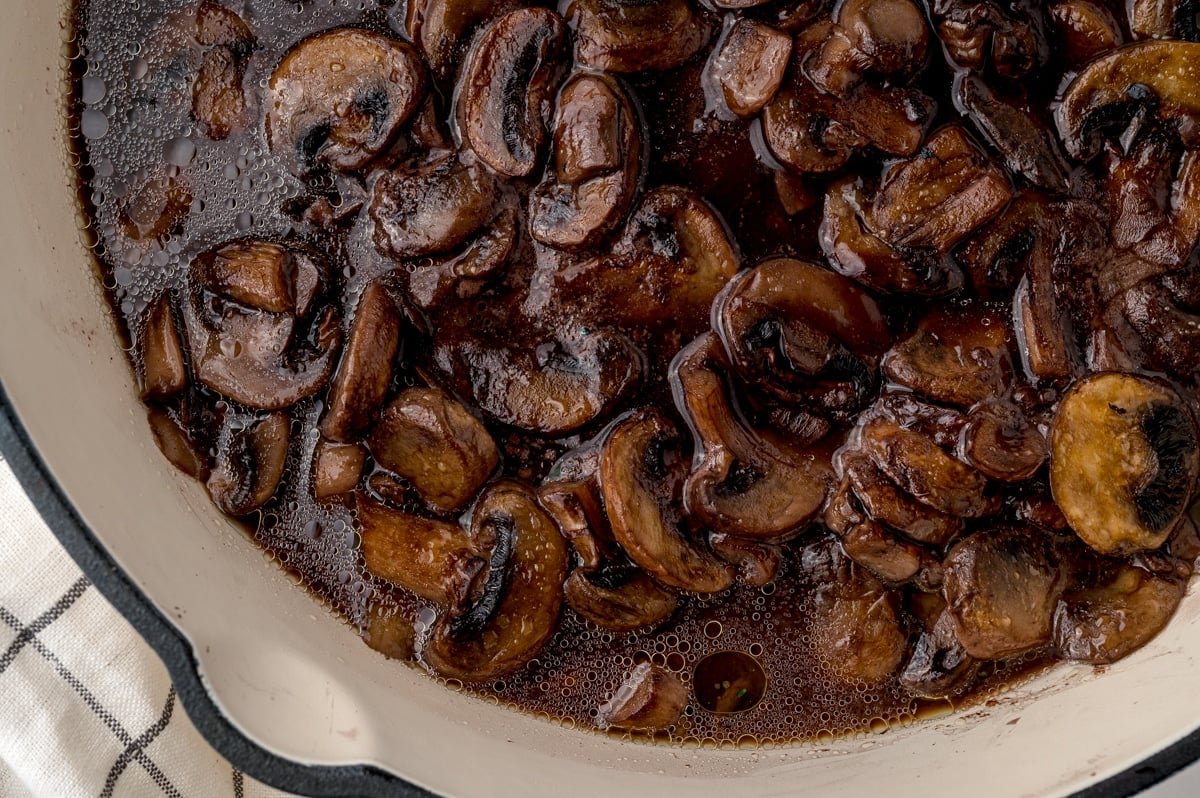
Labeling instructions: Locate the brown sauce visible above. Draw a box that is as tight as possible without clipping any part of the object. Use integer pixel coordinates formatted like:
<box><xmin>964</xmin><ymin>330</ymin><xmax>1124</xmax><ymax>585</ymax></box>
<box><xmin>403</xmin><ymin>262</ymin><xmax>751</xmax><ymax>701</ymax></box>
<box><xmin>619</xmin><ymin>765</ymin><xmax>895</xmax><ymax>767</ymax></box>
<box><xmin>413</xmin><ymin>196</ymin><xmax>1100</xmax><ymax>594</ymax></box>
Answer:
<box><xmin>70</xmin><ymin>0</ymin><xmax>1200</xmax><ymax>745</ymax></box>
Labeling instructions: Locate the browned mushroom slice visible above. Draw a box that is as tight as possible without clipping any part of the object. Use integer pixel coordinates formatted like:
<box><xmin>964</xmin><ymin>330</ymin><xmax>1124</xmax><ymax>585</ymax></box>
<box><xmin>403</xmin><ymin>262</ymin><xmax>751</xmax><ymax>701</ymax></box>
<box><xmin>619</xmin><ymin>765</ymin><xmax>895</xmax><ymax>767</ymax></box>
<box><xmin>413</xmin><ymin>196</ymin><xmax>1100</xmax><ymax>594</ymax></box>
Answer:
<box><xmin>840</xmin><ymin>451</ymin><xmax>965</xmax><ymax>546</ymax></box>
<box><xmin>820</xmin><ymin>177</ymin><xmax>964</xmax><ymax>296</ymax></box>
<box><xmin>1055</xmin><ymin>559</ymin><xmax>1188</xmax><ymax>665</ymax></box>
<box><xmin>453</xmin><ymin>328</ymin><xmax>642</xmax><ymax>435</ymax></box>
<box><xmin>370</xmin><ymin>151</ymin><xmax>503</xmax><ymax>260</ymax></box>
<box><xmin>1123</xmin><ymin>276</ymin><xmax>1200</xmax><ymax>377</ymax></box>
<box><xmin>1050</xmin><ymin>0</ymin><xmax>1123</xmax><ymax>67</ymax></box>
<box><xmin>672</xmin><ymin>334</ymin><xmax>834</xmax><ymax>542</ymax></box>
<box><xmin>931</xmin><ymin>0</ymin><xmax>1044</xmax><ymax>78</ymax></box>
<box><xmin>406</xmin><ymin>205</ymin><xmax>520</xmax><ymax>311</ymax></box>
<box><xmin>706</xmin><ymin>18</ymin><xmax>792</xmax><ymax>117</ymax></box>
<box><xmin>565</xmin><ymin>0</ymin><xmax>712</xmax><ymax>73</ymax></box>
<box><xmin>900</xmin><ymin>609</ymin><xmax>979</xmax><ymax>699</ymax></box>
<box><xmin>118</xmin><ymin>174</ymin><xmax>193</xmax><ymax>243</ymax></box>
<box><xmin>1129</xmin><ymin>0</ymin><xmax>1200</xmax><ymax>39</ymax></box>
<box><xmin>368</xmin><ymin>387</ymin><xmax>499</xmax><ymax>515</ymax></box>
<box><xmin>961</xmin><ymin>401</ymin><xmax>1047</xmax><ymax>482</ymax></box>
<box><xmin>868</xmin><ymin>126</ymin><xmax>1013</xmax><ymax>255</ymax></box>
<box><xmin>181</xmin><ymin>240</ymin><xmax>341</xmax><ymax>410</ymax></box>
<box><xmin>709</xmin><ymin>533</ymin><xmax>784</xmax><ymax>587</ymax></box>
<box><xmin>943</xmin><ymin>527</ymin><xmax>1066</xmax><ymax>659</ymax></box>
<box><xmin>140</xmin><ymin>294</ymin><xmax>188</xmax><ymax>401</ymax></box>
<box><xmin>565</xmin><ymin>566</ymin><xmax>679</xmax><ymax>632</ymax></box>
<box><xmin>836</xmin><ymin>0</ymin><xmax>929</xmax><ymax>77</ymax></box>
<box><xmin>320</xmin><ymin>283</ymin><xmax>403</xmax><ymax>442</ymax></box>
<box><xmin>840</xmin><ymin>517</ymin><xmax>926</xmax><ymax>583</ymax></box>
<box><xmin>1107</xmin><ymin>137</ymin><xmax>1200</xmax><ymax>268</ymax></box>
<box><xmin>837</xmin><ymin>85</ymin><xmax>935</xmax><ymax>158</ymax></box>
<box><xmin>312</xmin><ymin>440</ymin><xmax>366</xmax><ymax>500</ymax></box>
<box><xmin>457</xmin><ymin>8</ymin><xmax>568</xmax><ymax>177</ymax></box>
<box><xmin>716</xmin><ymin>258</ymin><xmax>890</xmax><ymax>409</ymax></box>
<box><xmin>195</xmin><ymin>1</ymin><xmax>252</xmax><ymax>46</ymax></box>
<box><xmin>955</xmin><ymin>76</ymin><xmax>1069</xmax><ymax>193</ymax></box>
<box><xmin>596</xmin><ymin>662</ymin><xmax>688</xmax><ymax>731</ymax></box>
<box><xmin>860</xmin><ymin>417</ymin><xmax>997</xmax><ymax>519</ymax></box>
<box><xmin>1050</xmin><ymin>372</ymin><xmax>1200</xmax><ymax>555</ymax></box>
<box><xmin>423</xmin><ymin>481</ymin><xmax>569</xmax><ymax>681</ymax></box>
<box><xmin>405</xmin><ymin>0</ymin><xmax>522</xmax><ymax>88</ymax></box>
<box><xmin>599</xmin><ymin>409</ymin><xmax>734</xmax><ymax>594</ymax></box>
<box><xmin>882</xmin><ymin>304</ymin><xmax>1014</xmax><ymax>409</ymax></box>
<box><xmin>265</xmin><ymin>29</ymin><xmax>427</xmax><ymax>177</ymax></box>
<box><xmin>761</xmin><ymin>88</ymin><xmax>861</xmax><ymax>174</ymax></box>
<box><xmin>1013</xmin><ymin>235</ymin><xmax>1075</xmax><ymax>383</ymax></box>
<box><xmin>528</xmin><ymin>72</ymin><xmax>641</xmax><ymax>250</ymax></box>
<box><xmin>206</xmin><ymin>412</ymin><xmax>290</xmax><ymax>516</ymax></box>
<box><xmin>802</xmin><ymin>25</ymin><xmax>863</xmax><ymax>97</ymax></box>
<box><xmin>1055</xmin><ymin>42</ymin><xmax>1200</xmax><ymax>160</ymax></box>
<box><xmin>360</xmin><ymin>599</ymin><xmax>418</xmax><ymax>661</ymax></box>
<box><xmin>147</xmin><ymin>406</ymin><xmax>209</xmax><ymax>481</ymax></box>
<box><xmin>357</xmin><ymin>491</ymin><xmax>484</xmax><ymax>608</ymax></box>
<box><xmin>193</xmin><ymin>44</ymin><xmax>248</xmax><ymax>141</ymax></box>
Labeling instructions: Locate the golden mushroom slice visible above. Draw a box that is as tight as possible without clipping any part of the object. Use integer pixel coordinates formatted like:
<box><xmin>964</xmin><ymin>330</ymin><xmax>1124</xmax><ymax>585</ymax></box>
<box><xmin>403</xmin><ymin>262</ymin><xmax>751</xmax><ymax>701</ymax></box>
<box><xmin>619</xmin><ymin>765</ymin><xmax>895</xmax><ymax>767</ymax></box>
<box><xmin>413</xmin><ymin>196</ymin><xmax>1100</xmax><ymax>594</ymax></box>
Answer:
<box><xmin>265</xmin><ymin>28</ymin><xmax>427</xmax><ymax>177</ymax></box>
<box><xmin>596</xmin><ymin>662</ymin><xmax>688</xmax><ymax>731</ymax></box>
<box><xmin>1050</xmin><ymin>372</ymin><xmax>1200</xmax><ymax>555</ymax></box>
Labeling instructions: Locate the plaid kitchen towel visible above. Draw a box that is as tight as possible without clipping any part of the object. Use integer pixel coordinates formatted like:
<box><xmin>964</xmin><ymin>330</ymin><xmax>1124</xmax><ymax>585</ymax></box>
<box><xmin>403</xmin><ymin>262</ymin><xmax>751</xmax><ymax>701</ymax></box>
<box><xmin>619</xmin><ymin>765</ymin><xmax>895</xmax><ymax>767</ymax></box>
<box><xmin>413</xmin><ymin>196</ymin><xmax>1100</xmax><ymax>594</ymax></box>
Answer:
<box><xmin>0</xmin><ymin>455</ymin><xmax>296</xmax><ymax>798</ymax></box>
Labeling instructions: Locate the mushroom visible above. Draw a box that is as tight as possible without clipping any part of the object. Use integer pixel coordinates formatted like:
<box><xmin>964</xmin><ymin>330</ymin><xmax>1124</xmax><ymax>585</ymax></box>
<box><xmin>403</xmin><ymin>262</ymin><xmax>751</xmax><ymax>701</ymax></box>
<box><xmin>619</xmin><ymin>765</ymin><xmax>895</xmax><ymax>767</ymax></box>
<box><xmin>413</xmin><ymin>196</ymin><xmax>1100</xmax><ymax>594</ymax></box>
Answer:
<box><xmin>190</xmin><ymin>3</ymin><xmax>255</xmax><ymax>140</ymax></box>
<box><xmin>835</xmin><ymin>0</ymin><xmax>929</xmax><ymax>77</ymax></box>
<box><xmin>882</xmin><ymin>303</ymin><xmax>1015</xmax><ymax>409</ymax></box>
<box><xmin>1049</xmin><ymin>0</ymin><xmax>1123</xmax><ymax>67</ymax></box>
<box><xmin>368</xmin><ymin>387</ymin><xmax>500</xmax><ymax>515</ymax></box>
<box><xmin>180</xmin><ymin>240</ymin><xmax>342</xmax><ymax>411</ymax></box>
<box><xmin>942</xmin><ymin>527</ymin><xmax>1067</xmax><ymax>659</ymax></box>
<box><xmin>360</xmin><ymin>598</ymin><xmax>418</xmax><ymax>661</ymax></box>
<box><xmin>564</xmin><ymin>565</ymin><xmax>679</xmax><ymax>632</ymax></box>
<box><xmin>671</xmin><ymin>333</ymin><xmax>834</xmax><ymax>542</ymax></box>
<box><xmin>265</xmin><ymin>28</ymin><xmax>427</xmax><ymax>178</ymax></box>
<box><xmin>598</xmin><ymin>408</ymin><xmax>735</xmax><ymax>594</ymax></box>
<box><xmin>457</xmin><ymin>8</ymin><xmax>569</xmax><ymax>178</ymax></box>
<box><xmin>320</xmin><ymin>282</ymin><xmax>404</xmax><ymax>442</ymax></box>
<box><xmin>714</xmin><ymin>257</ymin><xmax>890</xmax><ymax>412</ymax></box>
<box><xmin>206</xmin><ymin>412</ymin><xmax>290</xmax><ymax>516</ymax></box>
<box><xmin>838</xmin><ymin>450</ymin><xmax>965</xmax><ymax>547</ymax></box>
<box><xmin>709</xmin><ymin>533</ymin><xmax>785</xmax><ymax>587</ymax></box>
<box><xmin>404</xmin><ymin>0</ymin><xmax>522</xmax><ymax>89</ymax></box>
<box><xmin>422</xmin><ymin>481</ymin><xmax>569</xmax><ymax>681</ymax></box>
<box><xmin>1049</xmin><ymin>372</ymin><xmax>1200</xmax><ymax>555</ymax></box>
<box><xmin>312</xmin><ymin>439</ymin><xmax>366</xmax><ymax>500</ymax></box>
<box><xmin>900</xmin><ymin>609</ymin><xmax>979</xmax><ymax>699</ymax></box>
<box><xmin>820</xmin><ymin>176</ymin><xmax>964</xmax><ymax>296</ymax></box>
<box><xmin>1012</xmin><ymin>233</ymin><xmax>1076</xmax><ymax>383</ymax></box>
<box><xmin>405</xmin><ymin>205</ymin><xmax>520</xmax><ymax>312</ymax></box>
<box><xmin>839</xmin><ymin>514</ymin><xmax>927</xmax><ymax>583</ymax></box>
<box><xmin>705</xmin><ymin>17</ymin><xmax>793</xmax><ymax>118</ymax></box>
<box><xmin>563</xmin><ymin>0</ymin><xmax>712</xmax><ymax>73</ymax></box>
<box><xmin>1054</xmin><ymin>41</ymin><xmax>1200</xmax><ymax>162</ymax></box>
<box><xmin>140</xmin><ymin>294</ymin><xmax>188</xmax><ymax>401</ymax></box>
<box><xmin>528</xmin><ymin>71</ymin><xmax>642</xmax><ymax>250</ymax></box>
<box><xmin>1055</xmin><ymin>557</ymin><xmax>1188</xmax><ymax>665</ymax></box>
<box><xmin>960</xmin><ymin>400</ymin><xmax>1048</xmax><ymax>482</ymax></box>
<box><xmin>446</xmin><ymin>327</ymin><xmax>643</xmax><ymax>435</ymax></box>
<box><xmin>1104</xmin><ymin>133</ymin><xmax>1200</xmax><ymax>268</ymax></box>
<box><xmin>118</xmin><ymin>174</ymin><xmax>193</xmax><ymax>243</ymax></box>
<box><xmin>1128</xmin><ymin>0</ymin><xmax>1200</xmax><ymax>40</ymax></box>
<box><xmin>930</xmin><ymin>0</ymin><xmax>1046</xmax><ymax>78</ymax></box>
<box><xmin>596</xmin><ymin>662</ymin><xmax>688</xmax><ymax>731</ymax></box>
<box><xmin>147</xmin><ymin>406</ymin><xmax>209</xmax><ymax>482</ymax></box>
<box><xmin>1123</xmin><ymin>272</ymin><xmax>1200</xmax><ymax>377</ymax></box>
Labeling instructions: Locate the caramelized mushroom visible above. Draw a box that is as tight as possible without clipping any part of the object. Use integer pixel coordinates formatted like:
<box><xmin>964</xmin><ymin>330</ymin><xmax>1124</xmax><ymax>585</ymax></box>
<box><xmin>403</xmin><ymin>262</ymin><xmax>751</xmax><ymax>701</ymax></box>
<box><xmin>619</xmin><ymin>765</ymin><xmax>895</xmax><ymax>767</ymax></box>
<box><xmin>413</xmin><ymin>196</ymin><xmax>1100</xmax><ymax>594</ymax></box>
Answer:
<box><xmin>180</xmin><ymin>240</ymin><xmax>341</xmax><ymax>411</ymax></box>
<box><xmin>1050</xmin><ymin>0</ymin><xmax>1123</xmax><ymax>67</ymax></box>
<box><xmin>1123</xmin><ymin>272</ymin><xmax>1200</xmax><ymax>377</ymax></box>
<box><xmin>709</xmin><ymin>533</ymin><xmax>784</xmax><ymax>587</ymax></box>
<box><xmin>836</xmin><ymin>0</ymin><xmax>929</xmax><ymax>76</ymax></box>
<box><xmin>312</xmin><ymin>440</ymin><xmax>366</xmax><ymax>500</ymax></box>
<box><xmin>900</xmin><ymin>609</ymin><xmax>979</xmax><ymax>698</ymax></box>
<box><xmin>320</xmin><ymin>282</ymin><xmax>403</xmax><ymax>442</ymax></box>
<box><xmin>1013</xmin><ymin>234</ymin><xmax>1075</xmax><ymax>383</ymax></box>
<box><xmin>368</xmin><ymin>387</ymin><xmax>499</xmax><ymax>515</ymax></box>
<box><xmin>190</xmin><ymin>3</ymin><xmax>255</xmax><ymax>140</ymax></box>
<box><xmin>265</xmin><ymin>29</ymin><xmax>427</xmax><ymax>177</ymax></box>
<box><xmin>405</xmin><ymin>0</ymin><xmax>522</xmax><ymax>88</ymax></box>
<box><xmin>839</xmin><ymin>450</ymin><xmax>965</xmax><ymax>546</ymax></box>
<box><xmin>140</xmin><ymin>294</ymin><xmax>188</xmax><ymax>401</ymax></box>
<box><xmin>147</xmin><ymin>406</ymin><xmax>209</xmax><ymax>481</ymax></box>
<box><xmin>404</xmin><ymin>205</ymin><xmax>520</xmax><ymax>312</ymax></box>
<box><xmin>206</xmin><ymin>412</ymin><xmax>290</xmax><ymax>516</ymax></box>
<box><xmin>672</xmin><ymin>334</ymin><xmax>834</xmax><ymax>541</ymax></box>
<box><xmin>423</xmin><ymin>481</ymin><xmax>569</xmax><ymax>681</ymax></box>
<box><xmin>1050</xmin><ymin>372</ymin><xmax>1200</xmax><ymax>555</ymax></box>
<box><xmin>360</xmin><ymin>599</ymin><xmax>418</xmax><ymax>661</ymax></box>
<box><xmin>943</xmin><ymin>527</ymin><xmax>1066</xmax><ymax>659</ymax></box>
<box><xmin>596</xmin><ymin>662</ymin><xmax>688</xmax><ymax>731</ymax></box>
<box><xmin>564</xmin><ymin>0</ymin><xmax>712</xmax><ymax>73</ymax></box>
<box><xmin>930</xmin><ymin>0</ymin><xmax>1045</xmax><ymax>78</ymax></box>
<box><xmin>961</xmin><ymin>400</ymin><xmax>1048</xmax><ymax>482</ymax></box>
<box><xmin>1129</xmin><ymin>0</ymin><xmax>1200</xmax><ymax>40</ymax></box>
<box><xmin>457</xmin><ymin>8</ymin><xmax>568</xmax><ymax>177</ymax></box>
<box><xmin>706</xmin><ymin>18</ymin><xmax>792</xmax><ymax>117</ymax></box>
<box><xmin>119</xmin><ymin>175</ymin><xmax>193</xmax><ymax>243</ymax></box>
<box><xmin>599</xmin><ymin>409</ymin><xmax>735</xmax><ymax>593</ymax></box>
<box><xmin>565</xmin><ymin>566</ymin><xmax>679</xmax><ymax>632</ymax></box>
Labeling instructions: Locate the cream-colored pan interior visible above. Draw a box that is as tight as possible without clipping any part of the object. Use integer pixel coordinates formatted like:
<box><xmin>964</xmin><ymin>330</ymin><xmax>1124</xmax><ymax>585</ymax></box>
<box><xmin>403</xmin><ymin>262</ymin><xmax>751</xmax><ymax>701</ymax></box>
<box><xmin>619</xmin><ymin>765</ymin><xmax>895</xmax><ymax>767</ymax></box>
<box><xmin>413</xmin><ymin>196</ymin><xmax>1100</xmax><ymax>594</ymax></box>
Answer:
<box><xmin>1</xmin><ymin>3</ymin><xmax>1198</xmax><ymax>796</ymax></box>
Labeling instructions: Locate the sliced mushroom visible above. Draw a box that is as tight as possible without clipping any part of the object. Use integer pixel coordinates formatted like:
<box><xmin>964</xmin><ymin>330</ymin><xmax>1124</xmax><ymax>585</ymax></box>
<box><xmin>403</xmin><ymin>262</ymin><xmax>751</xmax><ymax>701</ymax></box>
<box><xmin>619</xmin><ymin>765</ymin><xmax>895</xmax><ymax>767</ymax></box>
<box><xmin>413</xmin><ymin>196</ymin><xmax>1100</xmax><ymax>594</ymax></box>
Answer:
<box><xmin>1106</xmin><ymin>133</ymin><xmax>1200</xmax><ymax>268</ymax></box>
<box><xmin>1124</xmin><ymin>274</ymin><xmax>1200</xmax><ymax>377</ymax></box>
<box><xmin>761</xmin><ymin>87</ymin><xmax>862</xmax><ymax>174</ymax></box>
<box><xmin>1050</xmin><ymin>0</ymin><xmax>1123</xmax><ymax>67</ymax></box>
<box><xmin>564</xmin><ymin>566</ymin><xmax>679</xmax><ymax>632</ymax></box>
<box><xmin>839</xmin><ymin>516</ymin><xmax>926</xmax><ymax>583</ymax></box>
<box><xmin>312</xmin><ymin>440</ymin><xmax>366</xmax><ymax>500</ymax></box>
<box><xmin>357</xmin><ymin>491</ymin><xmax>484</xmax><ymax>608</ymax></box>
<box><xmin>961</xmin><ymin>401</ymin><xmax>1048</xmax><ymax>482</ymax></box>
<box><xmin>1013</xmin><ymin>234</ymin><xmax>1075</xmax><ymax>383</ymax></box>
<box><xmin>709</xmin><ymin>533</ymin><xmax>784</xmax><ymax>587</ymax></box>
<box><xmin>360</xmin><ymin>599</ymin><xmax>418</xmax><ymax>661</ymax></box>
<box><xmin>147</xmin><ymin>406</ymin><xmax>209</xmax><ymax>481</ymax></box>
<box><xmin>140</xmin><ymin>294</ymin><xmax>188</xmax><ymax>401</ymax></box>
<box><xmin>943</xmin><ymin>527</ymin><xmax>1066</xmax><ymax>659</ymax></box>
<box><xmin>836</xmin><ymin>0</ymin><xmax>929</xmax><ymax>77</ymax></box>
<box><xmin>930</xmin><ymin>0</ymin><xmax>1045</xmax><ymax>78</ymax></box>
<box><xmin>206</xmin><ymin>412</ymin><xmax>290</xmax><ymax>516</ymax></box>
<box><xmin>564</xmin><ymin>0</ymin><xmax>712</xmax><ymax>73</ymax></box>
<box><xmin>1129</xmin><ymin>0</ymin><xmax>1200</xmax><ymax>40</ymax></box>
<box><xmin>900</xmin><ymin>609</ymin><xmax>979</xmax><ymax>699</ymax></box>
<box><xmin>839</xmin><ymin>450</ymin><xmax>965</xmax><ymax>546</ymax></box>
<box><xmin>868</xmin><ymin>126</ymin><xmax>1014</xmax><ymax>255</ymax></box>
<box><xmin>715</xmin><ymin>257</ymin><xmax>890</xmax><ymax>411</ymax></box>
<box><xmin>320</xmin><ymin>282</ymin><xmax>403</xmax><ymax>442</ymax></box>
<box><xmin>181</xmin><ymin>240</ymin><xmax>341</xmax><ymax>410</ymax></box>
<box><xmin>265</xmin><ymin>29</ymin><xmax>427</xmax><ymax>177</ymax></box>
<box><xmin>528</xmin><ymin>72</ymin><xmax>641</xmax><ymax>250</ymax></box>
<box><xmin>368</xmin><ymin>387</ymin><xmax>499</xmax><ymax>515</ymax></box>
<box><xmin>1050</xmin><ymin>372</ymin><xmax>1200</xmax><ymax>555</ymax></box>
<box><xmin>119</xmin><ymin>174</ymin><xmax>193</xmax><ymax>243</ymax></box>
<box><xmin>822</xmin><ymin>179</ymin><xmax>963</xmax><ymax>298</ymax></box>
<box><xmin>405</xmin><ymin>0</ymin><xmax>522</xmax><ymax>88</ymax></box>
<box><xmin>189</xmin><ymin>3</ymin><xmax>255</xmax><ymax>140</ymax></box>
<box><xmin>672</xmin><ymin>334</ymin><xmax>834</xmax><ymax>542</ymax></box>
<box><xmin>599</xmin><ymin>408</ymin><xmax>735</xmax><ymax>594</ymax></box>
<box><xmin>405</xmin><ymin>205</ymin><xmax>520</xmax><ymax>312</ymax></box>
<box><xmin>423</xmin><ymin>481</ymin><xmax>569</xmax><ymax>680</ymax></box>
<box><xmin>596</xmin><ymin>662</ymin><xmax>688</xmax><ymax>731</ymax></box>
<box><xmin>1055</xmin><ymin>41</ymin><xmax>1200</xmax><ymax>161</ymax></box>
<box><xmin>457</xmin><ymin>8</ymin><xmax>568</xmax><ymax>177</ymax></box>
<box><xmin>706</xmin><ymin>18</ymin><xmax>793</xmax><ymax>118</ymax></box>
<box><xmin>882</xmin><ymin>303</ymin><xmax>1014</xmax><ymax>409</ymax></box>
<box><xmin>1055</xmin><ymin>559</ymin><xmax>1188</xmax><ymax>664</ymax></box>
<box><xmin>859</xmin><ymin>416</ymin><xmax>998</xmax><ymax>519</ymax></box>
